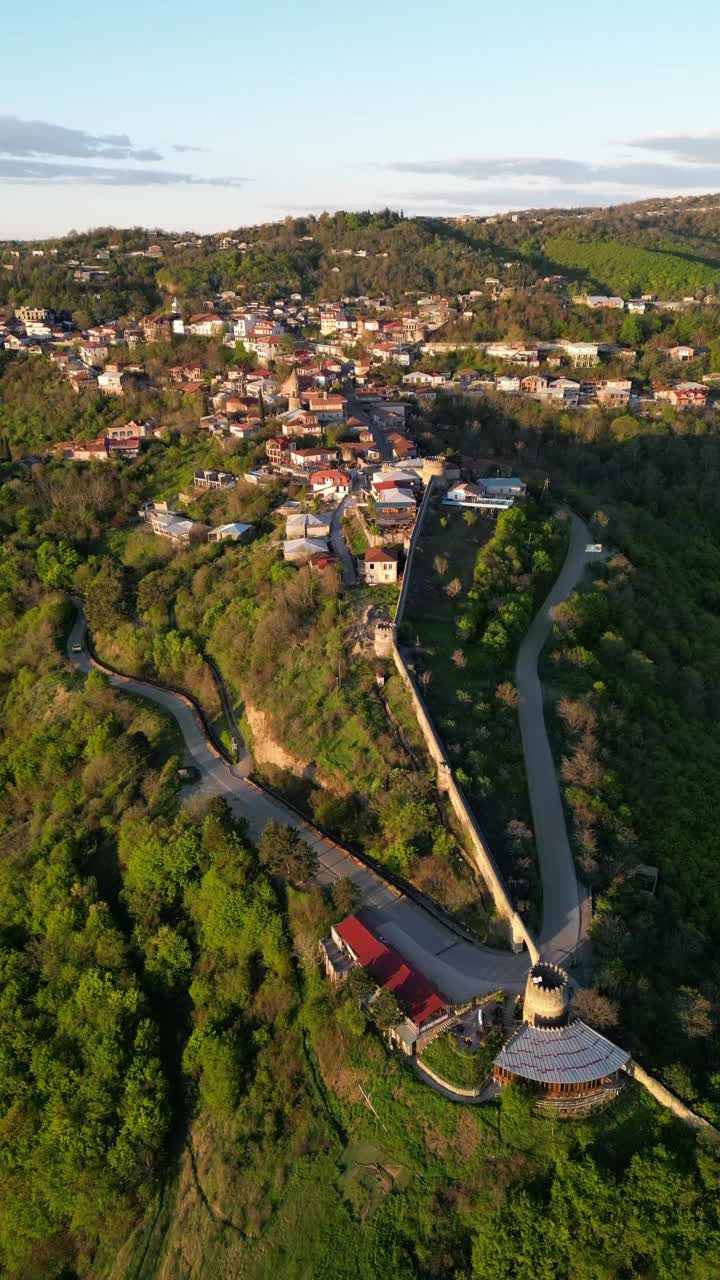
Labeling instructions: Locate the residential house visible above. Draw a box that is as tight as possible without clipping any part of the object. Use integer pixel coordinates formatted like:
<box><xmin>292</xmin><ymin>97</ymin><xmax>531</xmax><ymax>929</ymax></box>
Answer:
<box><xmin>141</xmin><ymin>313</ymin><xmax>173</xmax><ymax>343</ymax></box>
<box><xmin>147</xmin><ymin>508</ymin><xmax>202</xmax><ymax>546</ymax></box>
<box><xmin>283</xmin><ymin>537</ymin><xmax>330</xmax><ymax>564</ymax></box>
<box><xmin>289</xmin><ymin>445</ymin><xmax>340</xmax><ymax>470</ymax></box>
<box><xmin>188</xmin><ymin>313</ymin><xmax>225</xmax><ymax>337</ymax></box>
<box><xmin>360</xmin><ymin>546</ymin><xmax>398</xmax><ymax>584</ymax></box>
<box><xmin>310</xmin><ymin>468</ymin><xmax>351</xmax><ymax>500</ymax></box>
<box><xmin>520</xmin><ymin>375</ymin><xmax>548</xmax><ymax>395</ymax></box>
<box><xmin>302</xmin><ymin>391</ymin><xmax>347</xmax><ymax>423</ymax></box>
<box><xmin>480</xmin><ymin>475</ymin><xmax>527</xmax><ymax>499</ymax></box>
<box><xmin>97</xmin><ymin>365</ymin><xmax>128</xmax><ymax>396</ymax></box>
<box><xmin>386</xmin><ymin>432</ymin><xmax>416</xmax><ymax>461</ymax></box>
<box><xmin>565</xmin><ymin>342</ymin><xmax>600</xmax><ymax>367</ymax></box>
<box><xmin>278</xmin><ymin>408</ymin><xmax>323</xmax><ymax>436</ymax></box>
<box><xmin>321</xmin><ymin>915</ymin><xmax>446</xmax><ymax>1042</ymax></box>
<box><xmin>496</xmin><ymin>375</ymin><xmax>521</xmax><ymax>393</ymax></box>
<box><xmin>286</xmin><ymin>512</ymin><xmax>333</xmax><ymax>539</ymax></box>
<box><xmin>402</xmin><ymin>370</ymin><xmax>444</xmax><ymax>387</ymax></box>
<box><xmin>193</xmin><ymin>469</ymin><xmax>237</xmax><ymax>490</ymax></box>
<box><xmin>208</xmin><ymin>522</ymin><xmax>254</xmax><ymax>544</ymax></box>
<box><xmin>107</xmin><ymin>436</ymin><xmax>143</xmax><ymax>458</ymax></box>
<box><xmin>444</xmin><ymin>482</ymin><xmax>514</xmax><ymax>511</ymax></box>
<box><xmin>596</xmin><ymin>379</ymin><xmax>632</xmax><ymax>408</ymax></box>
<box><xmin>667</xmin><ymin>345</ymin><xmax>698</xmax><ymax>362</ymax></box>
<box><xmin>584</xmin><ymin>296</ymin><xmax>625</xmax><ymax>310</ymax></box>
<box><xmin>655</xmin><ymin>382</ymin><xmax>708</xmax><ymax>408</ymax></box>
<box><xmin>266</xmin><ymin>436</ymin><xmax>296</xmax><ymax>466</ymax></box>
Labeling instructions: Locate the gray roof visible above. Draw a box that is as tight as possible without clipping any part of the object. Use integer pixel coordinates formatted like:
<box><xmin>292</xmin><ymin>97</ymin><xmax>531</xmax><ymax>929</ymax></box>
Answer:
<box><xmin>493</xmin><ymin>1019</ymin><xmax>629</xmax><ymax>1086</ymax></box>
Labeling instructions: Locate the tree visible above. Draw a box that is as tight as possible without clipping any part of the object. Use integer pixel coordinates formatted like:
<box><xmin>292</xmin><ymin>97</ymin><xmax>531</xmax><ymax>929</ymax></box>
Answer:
<box><xmin>36</xmin><ymin>538</ymin><xmax>79</xmax><ymax>590</ymax></box>
<box><xmin>370</xmin><ymin>988</ymin><xmax>402</xmax><ymax>1029</ymax></box>
<box><xmin>571</xmin><ymin>986</ymin><xmax>619</xmax><ymax>1031</ymax></box>
<box><xmin>332</xmin><ymin>876</ymin><xmax>359</xmax><ymax>918</ymax></box>
<box><xmin>451</xmin><ymin>648</ymin><xmax>466</xmax><ymax>668</ymax></box>
<box><xmin>259</xmin><ymin>819</ymin><xmax>318</xmax><ymax>883</ymax></box>
<box><xmin>433</xmin><ymin>553</ymin><xmax>448</xmax><ymax>577</ymax></box>
<box><xmin>348</xmin><ymin>964</ymin><xmax>375</xmax><ymax>1003</ymax></box>
<box><xmin>446</xmin><ymin>577</ymin><xmax>462</xmax><ymax>598</ymax></box>
<box><xmin>85</xmin><ymin>557</ymin><xmax>127</xmax><ymax>633</ymax></box>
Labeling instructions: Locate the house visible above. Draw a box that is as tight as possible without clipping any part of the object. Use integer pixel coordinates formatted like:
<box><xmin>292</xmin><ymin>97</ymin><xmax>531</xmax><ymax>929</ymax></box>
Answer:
<box><xmin>290</xmin><ymin>445</ymin><xmax>339</xmax><ymax>470</ymax></box>
<box><xmin>141</xmin><ymin>314</ymin><xmax>173</xmax><ymax>343</ymax></box>
<box><xmin>386</xmin><ymin>432</ymin><xmax>416</xmax><ymax>461</ymax></box>
<box><xmin>79</xmin><ymin>341</ymin><xmax>109</xmax><ymax>367</ymax></box>
<box><xmin>486</xmin><ymin>343</ymin><xmax>540</xmax><ymax>366</ymax></box>
<box><xmin>584</xmin><ymin>296</ymin><xmax>625</xmax><ymax>310</ymax></box>
<box><xmin>170</xmin><ymin>363</ymin><xmax>205</xmax><ymax>384</ymax></box>
<box><xmin>310</xmin><ymin>469</ymin><xmax>351</xmax><ymax>500</ymax></box>
<box><xmin>360</xmin><ymin>546</ymin><xmax>398</xmax><ymax>584</ymax></box>
<box><xmin>444</xmin><ymin>482</ymin><xmax>514</xmax><ymax>512</ymax></box>
<box><xmin>106</xmin><ymin>418</ymin><xmax>157</xmax><ymax>441</ymax></box>
<box><xmin>302</xmin><ymin>391</ymin><xmax>347</xmax><ymax>422</ymax></box>
<box><xmin>520</xmin><ymin>375</ymin><xmax>548</xmax><ymax>395</ymax></box>
<box><xmin>496</xmin><ymin>375</ymin><xmax>521</xmax><ymax>394</ymax></box>
<box><xmin>208</xmin><ymin>522</ymin><xmax>254</xmax><ymax>543</ymax></box>
<box><xmin>227</xmin><ymin>420</ymin><xmax>261</xmax><ymax>441</ymax></box>
<box><xmin>57</xmin><ymin>439</ymin><xmax>110</xmax><ymax>463</ymax></box>
<box><xmin>278</xmin><ymin>408</ymin><xmax>323</xmax><ymax>437</ymax></box>
<box><xmin>596</xmin><ymin>379</ymin><xmax>632</xmax><ymax>408</ymax></box>
<box><xmin>188</xmin><ymin>313</ymin><xmax>225</xmax><ymax>337</ymax></box>
<box><xmin>546</xmin><ymin>378</ymin><xmax>580</xmax><ymax>404</ymax></box>
<box><xmin>565</xmin><ymin>342</ymin><xmax>600</xmax><ymax>367</ymax></box>
<box><xmin>266</xmin><ymin>436</ymin><xmax>296</xmax><ymax>466</ymax></box>
<box><xmin>480</xmin><ymin>475</ymin><xmax>527</xmax><ymax>498</ymax></box>
<box><xmin>97</xmin><ymin>366</ymin><xmax>127</xmax><ymax>396</ymax></box>
<box><xmin>372</xmin><ymin>485</ymin><xmax>417</xmax><ymax>516</ymax></box>
<box><xmin>193</xmin><ymin>469</ymin><xmax>237</xmax><ymax>490</ymax></box>
<box><xmin>322</xmin><ymin>915</ymin><xmax>447</xmax><ymax>1040</ymax></box>
<box><xmin>655</xmin><ymin>382</ymin><xmax>708</xmax><ymax>408</ymax></box>
<box><xmin>667</xmin><ymin>345</ymin><xmax>697</xmax><ymax>362</ymax></box>
<box><xmin>106</xmin><ymin>436</ymin><xmax>143</xmax><ymax>458</ymax></box>
<box><xmin>148</xmin><ymin>509</ymin><xmax>201</xmax><ymax>545</ymax></box>
<box><xmin>282</xmin><ymin>536</ymin><xmax>330</xmax><ymax>564</ymax></box>
<box><xmin>285</xmin><ymin>512</ymin><xmax>333</xmax><ymax>539</ymax></box>
<box><xmin>402</xmin><ymin>370</ymin><xmax>444</xmax><ymax>388</ymax></box>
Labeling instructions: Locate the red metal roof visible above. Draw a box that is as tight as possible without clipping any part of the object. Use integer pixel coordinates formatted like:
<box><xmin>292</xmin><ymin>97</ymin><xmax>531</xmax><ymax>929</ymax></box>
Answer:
<box><xmin>335</xmin><ymin>915</ymin><xmax>446</xmax><ymax>1027</ymax></box>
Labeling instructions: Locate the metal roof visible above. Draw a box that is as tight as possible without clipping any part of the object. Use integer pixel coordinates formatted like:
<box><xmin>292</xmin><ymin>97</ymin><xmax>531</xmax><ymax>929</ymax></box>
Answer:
<box><xmin>493</xmin><ymin>1020</ymin><xmax>630</xmax><ymax>1086</ymax></box>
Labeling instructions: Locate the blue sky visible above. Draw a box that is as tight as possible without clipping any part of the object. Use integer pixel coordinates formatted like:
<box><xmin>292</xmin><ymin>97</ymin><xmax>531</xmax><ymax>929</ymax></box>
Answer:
<box><xmin>3</xmin><ymin>0</ymin><xmax>720</xmax><ymax>236</ymax></box>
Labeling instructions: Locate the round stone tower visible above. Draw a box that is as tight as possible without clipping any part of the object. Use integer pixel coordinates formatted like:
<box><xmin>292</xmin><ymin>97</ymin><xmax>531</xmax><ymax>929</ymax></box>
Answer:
<box><xmin>523</xmin><ymin>961</ymin><xmax>570</xmax><ymax>1028</ymax></box>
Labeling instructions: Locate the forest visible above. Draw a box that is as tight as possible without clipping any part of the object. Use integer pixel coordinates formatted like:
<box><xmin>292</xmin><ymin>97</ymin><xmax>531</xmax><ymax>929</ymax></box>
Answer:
<box><xmin>0</xmin><ymin>517</ymin><xmax>719</xmax><ymax>1277</ymax></box>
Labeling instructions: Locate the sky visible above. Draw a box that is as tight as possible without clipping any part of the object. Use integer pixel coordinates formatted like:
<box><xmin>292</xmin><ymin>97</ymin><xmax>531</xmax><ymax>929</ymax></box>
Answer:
<box><xmin>3</xmin><ymin>0</ymin><xmax>720</xmax><ymax>238</ymax></box>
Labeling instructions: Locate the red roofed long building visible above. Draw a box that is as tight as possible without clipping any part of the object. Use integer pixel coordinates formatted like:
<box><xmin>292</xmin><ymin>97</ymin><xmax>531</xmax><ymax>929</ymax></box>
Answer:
<box><xmin>325</xmin><ymin>914</ymin><xmax>447</xmax><ymax>1035</ymax></box>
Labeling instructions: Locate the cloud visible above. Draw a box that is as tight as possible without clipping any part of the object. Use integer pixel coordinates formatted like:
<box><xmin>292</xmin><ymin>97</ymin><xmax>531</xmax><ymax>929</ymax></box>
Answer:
<box><xmin>0</xmin><ymin>159</ymin><xmax>245</xmax><ymax>187</ymax></box>
<box><xmin>0</xmin><ymin>114</ymin><xmax>162</xmax><ymax>162</ymax></box>
<box><xmin>627</xmin><ymin>133</ymin><xmax>720</xmax><ymax>164</ymax></box>
<box><xmin>173</xmin><ymin>143</ymin><xmax>208</xmax><ymax>154</ymax></box>
<box><xmin>381</xmin><ymin>155</ymin><xmax>720</xmax><ymax>189</ymax></box>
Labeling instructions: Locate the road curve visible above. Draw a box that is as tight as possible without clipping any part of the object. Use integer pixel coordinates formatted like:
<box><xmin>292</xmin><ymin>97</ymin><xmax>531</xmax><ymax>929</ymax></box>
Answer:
<box><xmin>515</xmin><ymin>511</ymin><xmax>591</xmax><ymax>967</ymax></box>
<box><xmin>66</xmin><ymin>611</ymin><xmax>529</xmax><ymax>998</ymax></box>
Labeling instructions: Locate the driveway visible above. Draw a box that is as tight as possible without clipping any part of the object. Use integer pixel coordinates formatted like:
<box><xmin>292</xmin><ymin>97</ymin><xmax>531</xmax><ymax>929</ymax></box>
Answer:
<box><xmin>515</xmin><ymin>511</ymin><xmax>592</xmax><ymax>966</ymax></box>
<box><xmin>330</xmin><ymin>494</ymin><xmax>357</xmax><ymax>586</ymax></box>
<box><xmin>66</xmin><ymin>612</ymin><xmax>528</xmax><ymax>998</ymax></box>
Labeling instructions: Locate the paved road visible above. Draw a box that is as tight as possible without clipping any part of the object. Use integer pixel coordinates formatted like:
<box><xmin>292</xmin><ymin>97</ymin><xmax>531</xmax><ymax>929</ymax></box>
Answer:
<box><xmin>515</xmin><ymin>511</ymin><xmax>592</xmax><ymax>967</ymax></box>
<box><xmin>66</xmin><ymin>613</ymin><xmax>528</xmax><ymax>998</ymax></box>
<box><xmin>330</xmin><ymin>494</ymin><xmax>357</xmax><ymax>586</ymax></box>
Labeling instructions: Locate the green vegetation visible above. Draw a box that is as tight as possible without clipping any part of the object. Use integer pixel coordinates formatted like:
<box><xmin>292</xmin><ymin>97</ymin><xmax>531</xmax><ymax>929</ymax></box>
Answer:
<box><xmin>421</xmin><ymin>1026</ymin><xmax>503</xmax><ymax>1088</ymax></box>
<box><xmin>546</xmin><ymin>234</ymin><xmax>720</xmax><ymax>298</ymax></box>
<box><xmin>404</xmin><ymin>498</ymin><xmax>567</xmax><ymax>921</ymax></box>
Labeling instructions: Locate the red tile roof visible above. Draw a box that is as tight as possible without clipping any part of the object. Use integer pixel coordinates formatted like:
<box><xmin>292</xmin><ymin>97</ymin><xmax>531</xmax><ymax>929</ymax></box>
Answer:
<box><xmin>364</xmin><ymin>547</ymin><xmax>397</xmax><ymax>563</ymax></box>
<box><xmin>335</xmin><ymin>915</ymin><xmax>446</xmax><ymax>1027</ymax></box>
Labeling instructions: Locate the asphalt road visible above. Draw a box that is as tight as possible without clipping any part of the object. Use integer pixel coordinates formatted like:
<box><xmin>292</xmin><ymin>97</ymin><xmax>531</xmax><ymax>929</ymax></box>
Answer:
<box><xmin>66</xmin><ymin>612</ymin><xmax>528</xmax><ymax>998</ymax></box>
<box><xmin>515</xmin><ymin>511</ymin><xmax>592</xmax><ymax>966</ymax></box>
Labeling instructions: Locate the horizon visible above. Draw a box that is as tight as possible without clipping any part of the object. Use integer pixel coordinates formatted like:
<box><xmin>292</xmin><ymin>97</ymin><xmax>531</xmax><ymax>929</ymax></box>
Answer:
<box><xmin>3</xmin><ymin>0</ymin><xmax>720</xmax><ymax>237</ymax></box>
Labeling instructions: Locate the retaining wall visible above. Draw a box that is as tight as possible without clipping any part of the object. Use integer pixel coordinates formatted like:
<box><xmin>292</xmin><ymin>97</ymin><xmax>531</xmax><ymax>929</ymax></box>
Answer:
<box><xmin>391</xmin><ymin>477</ymin><xmax>539</xmax><ymax>960</ymax></box>
<box><xmin>625</xmin><ymin>1060</ymin><xmax>718</xmax><ymax>1136</ymax></box>
<box><xmin>414</xmin><ymin>1056</ymin><xmax>484</xmax><ymax>1099</ymax></box>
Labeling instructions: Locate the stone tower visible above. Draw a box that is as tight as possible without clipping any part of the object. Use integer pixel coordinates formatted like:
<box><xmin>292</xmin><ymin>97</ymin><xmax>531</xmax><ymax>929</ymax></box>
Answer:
<box><xmin>286</xmin><ymin>366</ymin><xmax>301</xmax><ymax>412</ymax></box>
<box><xmin>374</xmin><ymin>619</ymin><xmax>394</xmax><ymax>659</ymax></box>
<box><xmin>523</xmin><ymin>962</ymin><xmax>570</xmax><ymax>1028</ymax></box>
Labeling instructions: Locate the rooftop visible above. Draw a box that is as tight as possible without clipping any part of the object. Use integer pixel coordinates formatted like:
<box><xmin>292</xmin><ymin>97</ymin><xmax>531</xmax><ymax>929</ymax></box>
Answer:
<box><xmin>493</xmin><ymin>1019</ymin><xmax>630</xmax><ymax>1086</ymax></box>
<box><xmin>335</xmin><ymin>914</ymin><xmax>446</xmax><ymax>1027</ymax></box>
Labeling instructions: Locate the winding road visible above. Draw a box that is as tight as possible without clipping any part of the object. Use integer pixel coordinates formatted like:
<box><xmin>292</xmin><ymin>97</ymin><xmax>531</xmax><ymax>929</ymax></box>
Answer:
<box><xmin>66</xmin><ymin>506</ymin><xmax>593</xmax><ymax>998</ymax></box>
<box><xmin>515</xmin><ymin>510</ymin><xmax>593</xmax><ymax>966</ymax></box>
<box><xmin>66</xmin><ymin>613</ymin><xmax>528</xmax><ymax>998</ymax></box>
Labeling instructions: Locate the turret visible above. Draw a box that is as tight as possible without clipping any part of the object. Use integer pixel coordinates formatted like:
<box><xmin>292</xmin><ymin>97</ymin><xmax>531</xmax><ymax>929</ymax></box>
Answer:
<box><xmin>523</xmin><ymin>962</ymin><xmax>569</xmax><ymax>1028</ymax></box>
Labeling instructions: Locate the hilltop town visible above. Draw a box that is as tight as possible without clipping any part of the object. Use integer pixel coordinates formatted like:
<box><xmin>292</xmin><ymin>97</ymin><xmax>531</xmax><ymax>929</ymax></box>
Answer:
<box><xmin>2</xmin><ymin>201</ymin><xmax>720</xmax><ymax>1280</ymax></box>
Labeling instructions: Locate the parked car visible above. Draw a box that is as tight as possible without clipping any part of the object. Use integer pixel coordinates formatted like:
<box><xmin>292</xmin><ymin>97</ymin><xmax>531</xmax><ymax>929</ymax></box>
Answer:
<box><xmin>71</xmin><ymin>643</ymin><xmax>83</xmax><ymax>654</ymax></box>
<box><xmin>177</xmin><ymin>765</ymin><xmax>200</xmax><ymax>784</ymax></box>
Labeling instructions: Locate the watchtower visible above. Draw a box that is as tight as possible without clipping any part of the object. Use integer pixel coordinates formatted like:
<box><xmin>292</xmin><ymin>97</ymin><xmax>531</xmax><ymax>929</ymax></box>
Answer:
<box><xmin>523</xmin><ymin>962</ymin><xmax>570</xmax><ymax>1028</ymax></box>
